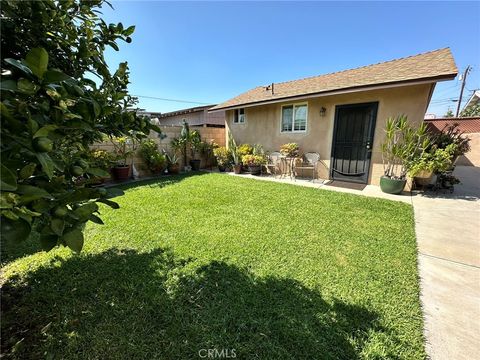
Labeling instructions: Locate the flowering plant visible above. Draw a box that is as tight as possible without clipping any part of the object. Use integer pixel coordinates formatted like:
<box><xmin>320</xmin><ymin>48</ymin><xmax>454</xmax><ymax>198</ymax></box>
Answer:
<box><xmin>280</xmin><ymin>143</ymin><xmax>300</xmax><ymax>157</ymax></box>
<box><xmin>242</xmin><ymin>154</ymin><xmax>266</xmax><ymax>166</ymax></box>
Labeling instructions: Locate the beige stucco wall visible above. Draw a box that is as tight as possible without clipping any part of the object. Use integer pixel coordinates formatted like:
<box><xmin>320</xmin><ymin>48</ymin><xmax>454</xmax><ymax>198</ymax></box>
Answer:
<box><xmin>225</xmin><ymin>83</ymin><xmax>432</xmax><ymax>185</ymax></box>
<box><xmin>456</xmin><ymin>132</ymin><xmax>480</xmax><ymax>166</ymax></box>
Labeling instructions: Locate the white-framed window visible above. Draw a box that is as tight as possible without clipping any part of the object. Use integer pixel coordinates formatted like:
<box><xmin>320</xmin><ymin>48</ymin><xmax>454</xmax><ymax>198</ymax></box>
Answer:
<box><xmin>281</xmin><ymin>103</ymin><xmax>307</xmax><ymax>133</ymax></box>
<box><xmin>233</xmin><ymin>108</ymin><xmax>245</xmax><ymax>124</ymax></box>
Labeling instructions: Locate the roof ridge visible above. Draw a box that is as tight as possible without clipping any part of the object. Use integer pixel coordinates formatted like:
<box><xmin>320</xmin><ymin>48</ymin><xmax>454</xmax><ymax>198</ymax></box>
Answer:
<box><xmin>269</xmin><ymin>48</ymin><xmax>451</xmax><ymax>87</ymax></box>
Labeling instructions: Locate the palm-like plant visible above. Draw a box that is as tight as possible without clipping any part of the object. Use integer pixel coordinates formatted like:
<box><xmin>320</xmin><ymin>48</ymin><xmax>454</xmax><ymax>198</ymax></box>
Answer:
<box><xmin>381</xmin><ymin>115</ymin><xmax>430</xmax><ymax>180</ymax></box>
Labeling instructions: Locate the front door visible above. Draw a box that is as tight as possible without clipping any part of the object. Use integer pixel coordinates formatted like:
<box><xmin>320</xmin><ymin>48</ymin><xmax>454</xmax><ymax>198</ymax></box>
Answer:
<box><xmin>330</xmin><ymin>102</ymin><xmax>378</xmax><ymax>184</ymax></box>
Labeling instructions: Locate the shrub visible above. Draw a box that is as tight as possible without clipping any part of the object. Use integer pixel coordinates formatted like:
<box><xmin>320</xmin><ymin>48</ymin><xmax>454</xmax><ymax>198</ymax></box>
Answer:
<box><xmin>408</xmin><ymin>144</ymin><xmax>458</xmax><ymax>177</ymax></box>
<box><xmin>88</xmin><ymin>149</ymin><xmax>116</xmax><ymax>171</ymax></box>
<box><xmin>430</xmin><ymin>123</ymin><xmax>470</xmax><ymax>157</ymax></box>
<box><xmin>242</xmin><ymin>154</ymin><xmax>266</xmax><ymax>166</ymax></box>
<box><xmin>280</xmin><ymin>143</ymin><xmax>300</xmax><ymax>157</ymax></box>
<box><xmin>237</xmin><ymin>144</ymin><xmax>253</xmax><ymax>158</ymax></box>
<box><xmin>213</xmin><ymin>147</ymin><xmax>232</xmax><ymax>167</ymax></box>
<box><xmin>140</xmin><ymin>140</ymin><xmax>166</xmax><ymax>173</ymax></box>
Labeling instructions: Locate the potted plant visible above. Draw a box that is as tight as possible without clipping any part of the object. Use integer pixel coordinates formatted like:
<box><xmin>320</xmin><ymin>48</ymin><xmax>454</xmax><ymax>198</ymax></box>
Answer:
<box><xmin>380</xmin><ymin>115</ymin><xmax>430</xmax><ymax>194</ymax></box>
<box><xmin>242</xmin><ymin>154</ymin><xmax>266</xmax><ymax>175</ymax></box>
<box><xmin>280</xmin><ymin>143</ymin><xmax>300</xmax><ymax>157</ymax></box>
<box><xmin>189</xmin><ymin>130</ymin><xmax>202</xmax><ymax>171</ymax></box>
<box><xmin>164</xmin><ymin>149</ymin><xmax>180</xmax><ymax>174</ymax></box>
<box><xmin>213</xmin><ymin>146</ymin><xmax>231</xmax><ymax>172</ymax></box>
<box><xmin>111</xmin><ymin>136</ymin><xmax>134</xmax><ymax>181</ymax></box>
<box><xmin>139</xmin><ymin>139</ymin><xmax>166</xmax><ymax>174</ymax></box>
<box><xmin>409</xmin><ymin>143</ymin><xmax>459</xmax><ymax>186</ymax></box>
<box><xmin>228</xmin><ymin>133</ymin><xmax>242</xmax><ymax>174</ymax></box>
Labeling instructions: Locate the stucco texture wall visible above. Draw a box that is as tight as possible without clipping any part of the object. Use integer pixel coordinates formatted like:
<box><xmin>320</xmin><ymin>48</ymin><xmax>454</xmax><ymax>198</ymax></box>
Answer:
<box><xmin>225</xmin><ymin>83</ymin><xmax>432</xmax><ymax>185</ymax></box>
<box><xmin>456</xmin><ymin>132</ymin><xmax>480</xmax><ymax>166</ymax></box>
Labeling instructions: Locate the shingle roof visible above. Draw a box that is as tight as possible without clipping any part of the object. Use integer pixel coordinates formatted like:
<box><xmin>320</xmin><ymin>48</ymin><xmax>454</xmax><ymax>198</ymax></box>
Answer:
<box><xmin>424</xmin><ymin>117</ymin><xmax>480</xmax><ymax>134</ymax></box>
<box><xmin>211</xmin><ymin>48</ymin><xmax>457</xmax><ymax>111</ymax></box>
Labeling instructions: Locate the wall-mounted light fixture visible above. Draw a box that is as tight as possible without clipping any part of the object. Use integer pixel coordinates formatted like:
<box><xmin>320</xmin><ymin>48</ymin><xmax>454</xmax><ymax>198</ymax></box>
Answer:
<box><xmin>319</xmin><ymin>107</ymin><xmax>326</xmax><ymax>117</ymax></box>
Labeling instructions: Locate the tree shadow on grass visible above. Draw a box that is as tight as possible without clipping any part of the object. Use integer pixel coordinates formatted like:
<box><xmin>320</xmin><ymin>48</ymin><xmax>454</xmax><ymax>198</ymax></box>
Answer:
<box><xmin>0</xmin><ymin>173</ymin><xmax>208</xmax><ymax>265</ymax></box>
<box><xmin>112</xmin><ymin>171</ymin><xmax>209</xmax><ymax>192</ymax></box>
<box><xmin>2</xmin><ymin>248</ymin><xmax>397</xmax><ymax>359</ymax></box>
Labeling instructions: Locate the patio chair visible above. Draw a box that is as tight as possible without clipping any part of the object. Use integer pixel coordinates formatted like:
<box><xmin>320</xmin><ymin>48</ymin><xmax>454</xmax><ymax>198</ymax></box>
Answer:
<box><xmin>294</xmin><ymin>152</ymin><xmax>320</xmax><ymax>181</ymax></box>
<box><xmin>265</xmin><ymin>152</ymin><xmax>282</xmax><ymax>178</ymax></box>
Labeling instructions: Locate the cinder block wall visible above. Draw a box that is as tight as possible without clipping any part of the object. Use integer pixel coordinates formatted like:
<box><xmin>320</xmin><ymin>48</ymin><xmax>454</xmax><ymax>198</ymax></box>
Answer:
<box><xmin>92</xmin><ymin>126</ymin><xmax>225</xmax><ymax>177</ymax></box>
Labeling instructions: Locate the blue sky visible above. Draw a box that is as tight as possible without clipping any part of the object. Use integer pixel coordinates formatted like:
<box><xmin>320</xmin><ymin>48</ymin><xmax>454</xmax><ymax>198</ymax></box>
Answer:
<box><xmin>102</xmin><ymin>1</ymin><xmax>480</xmax><ymax>117</ymax></box>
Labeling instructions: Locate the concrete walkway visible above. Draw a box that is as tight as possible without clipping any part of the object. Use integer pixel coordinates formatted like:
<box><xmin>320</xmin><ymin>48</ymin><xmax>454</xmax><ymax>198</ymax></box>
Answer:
<box><xmin>227</xmin><ymin>166</ymin><xmax>480</xmax><ymax>359</ymax></box>
<box><xmin>412</xmin><ymin>166</ymin><xmax>480</xmax><ymax>360</ymax></box>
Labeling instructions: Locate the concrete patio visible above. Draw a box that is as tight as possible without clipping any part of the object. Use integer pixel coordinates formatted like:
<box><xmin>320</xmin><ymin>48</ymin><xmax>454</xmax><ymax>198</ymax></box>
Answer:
<box><xmin>227</xmin><ymin>166</ymin><xmax>480</xmax><ymax>359</ymax></box>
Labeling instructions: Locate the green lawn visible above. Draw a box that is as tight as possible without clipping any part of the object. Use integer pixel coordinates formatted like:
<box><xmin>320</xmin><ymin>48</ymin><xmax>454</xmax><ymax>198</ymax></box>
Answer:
<box><xmin>1</xmin><ymin>173</ymin><xmax>425</xmax><ymax>359</ymax></box>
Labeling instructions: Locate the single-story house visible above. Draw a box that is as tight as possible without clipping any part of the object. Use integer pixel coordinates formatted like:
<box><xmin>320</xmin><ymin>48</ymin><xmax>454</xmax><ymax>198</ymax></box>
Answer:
<box><xmin>141</xmin><ymin>105</ymin><xmax>225</xmax><ymax>128</ymax></box>
<box><xmin>209</xmin><ymin>48</ymin><xmax>458</xmax><ymax>185</ymax></box>
<box><xmin>461</xmin><ymin>90</ymin><xmax>480</xmax><ymax>115</ymax></box>
<box><xmin>425</xmin><ymin>117</ymin><xmax>480</xmax><ymax>167</ymax></box>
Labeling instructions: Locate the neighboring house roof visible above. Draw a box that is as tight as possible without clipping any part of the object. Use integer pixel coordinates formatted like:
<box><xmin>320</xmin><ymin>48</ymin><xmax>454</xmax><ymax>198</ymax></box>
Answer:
<box><xmin>461</xmin><ymin>90</ymin><xmax>480</xmax><ymax>112</ymax></box>
<box><xmin>157</xmin><ymin>105</ymin><xmax>215</xmax><ymax>118</ymax></box>
<box><xmin>141</xmin><ymin>105</ymin><xmax>225</xmax><ymax>126</ymax></box>
<box><xmin>424</xmin><ymin>117</ymin><xmax>480</xmax><ymax>134</ymax></box>
<box><xmin>210</xmin><ymin>48</ymin><xmax>457</xmax><ymax>111</ymax></box>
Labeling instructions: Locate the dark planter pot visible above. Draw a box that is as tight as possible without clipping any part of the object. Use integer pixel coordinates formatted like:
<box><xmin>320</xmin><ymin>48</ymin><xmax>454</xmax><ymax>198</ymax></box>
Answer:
<box><xmin>248</xmin><ymin>165</ymin><xmax>262</xmax><ymax>175</ymax></box>
<box><xmin>190</xmin><ymin>159</ymin><xmax>201</xmax><ymax>171</ymax></box>
<box><xmin>168</xmin><ymin>164</ymin><xmax>180</xmax><ymax>174</ymax></box>
<box><xmin>380</xmin><ymin>176</ymin><xmax>406</xmax><ymax>194</ymax></box>
<box><xmin>233</xmin><ymin>164</ymin><xmax>242</xmax><ymax>174</ymax></box>
<box><xmin>112</xmin><ymin>165</ymin><xmax>131</xmax><ymax>181</ymax></box>
<box><xmin>218</xmin><ymin>165</ymin><xmax>226</xmax><ymax>172</ymax></box>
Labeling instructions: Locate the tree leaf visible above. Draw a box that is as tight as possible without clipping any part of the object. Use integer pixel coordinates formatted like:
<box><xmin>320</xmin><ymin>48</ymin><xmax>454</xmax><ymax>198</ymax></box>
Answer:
<box><xmin>86</xmin><ymin>167</ymin><xmax>109</xmax><ymax>177</ymax></box>
<box><xmin>0</xmin><ymin>80</ymin><xmax>17</xmax><ymax>92</ymax></box>
<box><xmin>124</xmin><ymin>25</ymin><xmax>135</xmax><ymax>36</ymax></box>
<box><xmin>4</xmin><ymin>58</ymin><xmax>33</xmax><ymax>76</ymax></box>
<box><xmin>51</xmin><ymin>218</ymin><xmax>65</xmax><ymax>236</ymax></box>
<box><xmin>17</xmin><ymin>184</ymin><xmax>53</xmax><ymax>200</ymax></box>
<box><xmin>43</xmin><ymin>70</ymin><xmax>72</xmax><ymax>83</ymax></box>
<box><xmin>0</xmin><ymin>217</ymin><xmax>31</xmax><ymax>243</ymax></box>
<box><xmin>73</xmin><ymin>202</ymin><xmax>99</xmax><ymax>221</ymax></box>
<box><xmin>36</xmin><ymin>153</ymin><xmax>55</xmax><ymax>178</ymax></box>
<box><xmin>88</xmin><ymin>214</ymin><xmax>104</xmax><ymax>225</ymax></box>
<box><xmin>33</xmin><ymin>125</ymin><xmax>58</xmax><ymax>138</ymax></box>
<box><xmin>40</xmin><ymin>234</ymin><xmax>58</xmax><ymax>252</ymax></box>
<box><xmin>25</xmin><ymin>47</ymin><xmax>49</xmax><ymax>79</ymax></box>
<box><xmin>97</xmin><ymin>198</ymin><xmax>120</xmax><ymax>209</ymax></box>
<box><xmin>1</xmin><ymin>164</ymin><xmax>18</xmax><ymax>191</ymax></box>
<box><xmin>63</xmin><ymin>228</ymin><xmax>84</xmax><ymax>253</ymax></box>
<box><xmin>17</xmin><ymin>78</ymin><xmax>38</xmax><ymax>94</ymax></box>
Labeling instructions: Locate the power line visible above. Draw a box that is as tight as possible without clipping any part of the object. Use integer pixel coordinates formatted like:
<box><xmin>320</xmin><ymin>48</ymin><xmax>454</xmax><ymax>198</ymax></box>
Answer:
<box><xmin>132</xmin><ymin>94</ymin><xmax>211</xmax><ymax>105</ymax></box>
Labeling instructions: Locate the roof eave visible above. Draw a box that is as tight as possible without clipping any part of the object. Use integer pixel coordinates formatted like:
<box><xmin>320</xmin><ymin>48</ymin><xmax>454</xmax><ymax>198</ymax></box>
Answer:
<box><xmin>208</xmin><ymin>73</ymin><xmax>457</xmax><ymax>112</ymax></box>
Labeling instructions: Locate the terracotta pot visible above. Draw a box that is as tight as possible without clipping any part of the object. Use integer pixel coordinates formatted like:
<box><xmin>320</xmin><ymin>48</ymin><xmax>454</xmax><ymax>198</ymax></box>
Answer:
<box><xmin>112</xmin><ymin>165</ymin><xmax>130</xmax><ymax>181</ymax></box>
<box><xmin>168</xmin><ymin>163</ymin><xmax>180</xmax><ymax>174</ymax></box>
<box><xmin>233</xmin><ymin>164</ymin><xmax>242</xmax><ymax>174</ymax></box>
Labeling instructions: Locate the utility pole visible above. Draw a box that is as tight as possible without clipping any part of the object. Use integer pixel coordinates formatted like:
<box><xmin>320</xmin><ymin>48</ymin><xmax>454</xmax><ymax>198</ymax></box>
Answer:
<box><xmin>455</xmin><ymin>65</ymin><xmax>471</xmax><ymax>117</ymax></box>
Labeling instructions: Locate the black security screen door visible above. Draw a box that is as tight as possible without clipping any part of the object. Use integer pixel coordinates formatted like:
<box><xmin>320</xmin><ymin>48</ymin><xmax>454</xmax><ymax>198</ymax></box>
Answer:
<box><xmin>330</xmin><ymin>102</ymin><xmax>378</xmax><ymax>184</ymax></box>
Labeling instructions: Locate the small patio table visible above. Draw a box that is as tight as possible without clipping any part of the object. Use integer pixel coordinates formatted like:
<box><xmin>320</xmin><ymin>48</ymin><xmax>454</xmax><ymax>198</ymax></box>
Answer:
<box><xmin>279</xmin><ymin>156</ymin><xmax>297</xmax><ymax>180</ymax></box>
